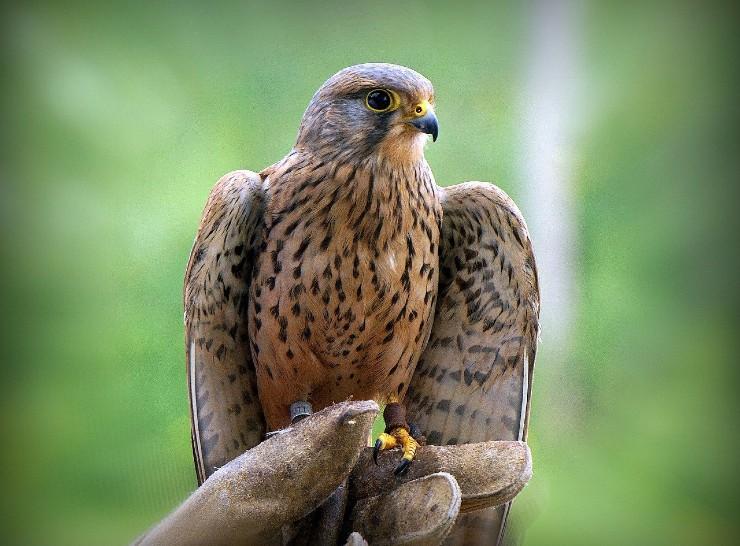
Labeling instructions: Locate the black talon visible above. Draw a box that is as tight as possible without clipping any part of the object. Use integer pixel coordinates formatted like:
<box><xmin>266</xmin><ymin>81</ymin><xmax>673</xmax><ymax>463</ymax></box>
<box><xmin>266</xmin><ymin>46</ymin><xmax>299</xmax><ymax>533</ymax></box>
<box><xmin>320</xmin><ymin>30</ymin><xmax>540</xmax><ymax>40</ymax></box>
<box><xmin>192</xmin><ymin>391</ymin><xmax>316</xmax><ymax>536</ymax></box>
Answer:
<box><xmin>394</xmin><ymin>458</ymin><xmax>411</xmax><ymax>476</ymax></box>
<box><xmin>373</xmin><ymin>439</ymin><xmax>383</xmax><ymax>465</ymax></box>
<box><xmin>408</xmin><ymin>422</ymin><xmax>422</xmax><ymax>440</ymax></box>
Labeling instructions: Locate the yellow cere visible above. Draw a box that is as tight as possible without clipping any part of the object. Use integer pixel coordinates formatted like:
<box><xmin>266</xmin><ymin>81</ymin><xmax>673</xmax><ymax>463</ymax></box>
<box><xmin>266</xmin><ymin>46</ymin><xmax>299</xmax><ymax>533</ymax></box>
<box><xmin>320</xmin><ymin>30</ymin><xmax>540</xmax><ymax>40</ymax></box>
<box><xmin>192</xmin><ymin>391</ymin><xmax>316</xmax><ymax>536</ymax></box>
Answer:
<box><xmin>413</xmin><ymin>100</ymin><xmax>431</xmax><ymax>117</ymax></box>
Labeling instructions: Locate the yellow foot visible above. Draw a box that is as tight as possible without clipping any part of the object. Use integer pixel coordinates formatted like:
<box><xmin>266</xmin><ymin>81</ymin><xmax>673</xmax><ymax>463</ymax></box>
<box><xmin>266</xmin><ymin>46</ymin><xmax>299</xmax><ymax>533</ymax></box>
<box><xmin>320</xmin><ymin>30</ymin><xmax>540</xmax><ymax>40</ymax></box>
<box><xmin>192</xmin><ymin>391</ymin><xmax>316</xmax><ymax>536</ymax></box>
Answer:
<box><xmin>373</xmin><ymin>426</ymin><xmax>419</xmax><ymax>476</ymax></box>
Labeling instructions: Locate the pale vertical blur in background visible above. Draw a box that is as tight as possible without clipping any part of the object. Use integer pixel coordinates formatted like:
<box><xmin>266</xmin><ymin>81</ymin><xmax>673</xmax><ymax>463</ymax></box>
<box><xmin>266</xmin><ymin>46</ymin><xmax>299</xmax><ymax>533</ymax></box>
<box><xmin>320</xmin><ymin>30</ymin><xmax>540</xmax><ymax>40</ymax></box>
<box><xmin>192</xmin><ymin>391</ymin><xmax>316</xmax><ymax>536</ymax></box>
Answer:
<box><xmin>1</xmin><ymin>1</ymin><xmax>738</xmax><ymax>544</ymax></box>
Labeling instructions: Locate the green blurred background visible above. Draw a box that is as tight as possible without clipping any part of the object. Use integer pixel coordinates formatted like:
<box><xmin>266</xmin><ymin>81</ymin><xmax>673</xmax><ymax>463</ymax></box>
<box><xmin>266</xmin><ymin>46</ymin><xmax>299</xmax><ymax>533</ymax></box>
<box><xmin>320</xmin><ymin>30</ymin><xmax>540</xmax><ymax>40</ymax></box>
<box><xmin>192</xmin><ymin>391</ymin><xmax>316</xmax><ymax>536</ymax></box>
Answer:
<box><xmin>1</xmin><ymin>1</ymin><xmax>738</xmax><ymax>544</ymax></box>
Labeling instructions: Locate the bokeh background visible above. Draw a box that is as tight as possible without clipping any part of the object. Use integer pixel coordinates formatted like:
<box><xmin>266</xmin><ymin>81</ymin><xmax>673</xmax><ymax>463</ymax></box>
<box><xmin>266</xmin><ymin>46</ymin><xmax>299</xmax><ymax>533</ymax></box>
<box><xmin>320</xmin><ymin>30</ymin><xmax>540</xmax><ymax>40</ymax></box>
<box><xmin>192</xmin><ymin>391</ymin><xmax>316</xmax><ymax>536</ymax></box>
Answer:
<box><xmin>1</xmin><ymin>1</ymin><xmax>738</xmax><ymax>544</ymax></box>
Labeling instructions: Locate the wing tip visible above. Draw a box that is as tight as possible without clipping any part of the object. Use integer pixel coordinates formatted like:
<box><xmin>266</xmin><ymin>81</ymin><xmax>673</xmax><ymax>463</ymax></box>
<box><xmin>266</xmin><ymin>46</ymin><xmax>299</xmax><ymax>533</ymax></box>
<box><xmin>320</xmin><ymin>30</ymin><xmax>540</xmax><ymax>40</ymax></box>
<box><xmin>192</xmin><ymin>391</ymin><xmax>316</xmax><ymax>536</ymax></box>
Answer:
<box><xmin>187</xmin><ymin>339</ymin><xmax>207</xmax><ymax>485</ymax></box>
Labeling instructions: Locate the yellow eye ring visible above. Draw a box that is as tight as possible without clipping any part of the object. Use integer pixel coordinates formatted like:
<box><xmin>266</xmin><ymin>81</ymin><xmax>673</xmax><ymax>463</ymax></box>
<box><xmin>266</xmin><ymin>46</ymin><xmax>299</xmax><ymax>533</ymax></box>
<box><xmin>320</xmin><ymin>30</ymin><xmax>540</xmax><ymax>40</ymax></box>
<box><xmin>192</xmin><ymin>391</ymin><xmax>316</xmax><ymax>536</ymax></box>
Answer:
<box><xmin>365</xmin><ymin>89</ymin><xmax>400</xmax><ymax>113</ymax></box>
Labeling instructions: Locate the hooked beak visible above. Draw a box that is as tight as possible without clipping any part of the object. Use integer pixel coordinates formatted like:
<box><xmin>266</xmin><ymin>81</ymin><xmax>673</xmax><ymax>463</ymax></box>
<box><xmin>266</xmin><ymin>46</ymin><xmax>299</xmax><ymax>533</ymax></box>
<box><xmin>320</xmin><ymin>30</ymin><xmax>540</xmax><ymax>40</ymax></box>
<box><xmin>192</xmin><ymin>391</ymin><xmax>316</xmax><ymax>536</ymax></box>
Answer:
<box><xmin>408</xmin><ymin>103</ymin><xmax>439</xmax><ymax>142</ymax></box>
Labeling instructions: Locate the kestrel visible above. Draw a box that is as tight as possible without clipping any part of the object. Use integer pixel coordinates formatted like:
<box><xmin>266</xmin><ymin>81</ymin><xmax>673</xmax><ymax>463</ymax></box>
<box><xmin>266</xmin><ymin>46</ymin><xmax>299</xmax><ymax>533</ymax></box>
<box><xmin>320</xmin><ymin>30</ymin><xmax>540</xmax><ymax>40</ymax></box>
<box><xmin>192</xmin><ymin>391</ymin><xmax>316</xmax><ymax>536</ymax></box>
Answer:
<box><xmin>185</xmin><ymin>63</ymin><xmax>539</xmax><ymax>543</ymax></box>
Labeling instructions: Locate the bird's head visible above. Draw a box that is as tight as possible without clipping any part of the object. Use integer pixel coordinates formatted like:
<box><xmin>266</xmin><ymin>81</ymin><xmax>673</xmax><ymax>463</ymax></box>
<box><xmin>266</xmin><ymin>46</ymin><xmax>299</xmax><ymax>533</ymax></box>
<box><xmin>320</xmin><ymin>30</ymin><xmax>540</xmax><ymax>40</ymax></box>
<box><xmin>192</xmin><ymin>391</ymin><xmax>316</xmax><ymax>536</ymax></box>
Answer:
<box><xmin>295</xmin><ymin>63</ymin><xmax>437</xmax><ymax>165</ymax></box>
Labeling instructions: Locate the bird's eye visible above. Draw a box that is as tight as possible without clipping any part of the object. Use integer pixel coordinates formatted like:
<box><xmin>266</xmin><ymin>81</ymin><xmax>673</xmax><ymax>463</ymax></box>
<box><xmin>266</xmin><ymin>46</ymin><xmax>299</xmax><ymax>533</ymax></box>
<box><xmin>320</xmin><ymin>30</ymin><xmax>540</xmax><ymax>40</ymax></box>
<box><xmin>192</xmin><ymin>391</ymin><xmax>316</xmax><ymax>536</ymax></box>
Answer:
<box><xmin>365</xmin><ymin>89</ymin><xmax>393</xmax><ymax>112</ymax></box>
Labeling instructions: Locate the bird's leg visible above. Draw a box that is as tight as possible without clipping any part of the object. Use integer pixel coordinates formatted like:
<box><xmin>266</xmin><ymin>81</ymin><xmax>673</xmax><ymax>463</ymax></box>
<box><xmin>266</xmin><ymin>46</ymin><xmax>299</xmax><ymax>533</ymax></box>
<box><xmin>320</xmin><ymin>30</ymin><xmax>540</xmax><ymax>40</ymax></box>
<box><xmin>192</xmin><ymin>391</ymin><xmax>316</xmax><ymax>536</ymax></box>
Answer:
<box><xmin>373</xmin><ymin>399</ymin><xmax>419</xmax><ymax>475</ymax></box>
<box><xmin>263</xmin><ymin>401</ymin><xmax>313</xmax><ymax>439</ymax></box>
<box><xmin>290</xmin><ymin>400</ymin><xmax>313</xmax><ymax>424</ymax></box>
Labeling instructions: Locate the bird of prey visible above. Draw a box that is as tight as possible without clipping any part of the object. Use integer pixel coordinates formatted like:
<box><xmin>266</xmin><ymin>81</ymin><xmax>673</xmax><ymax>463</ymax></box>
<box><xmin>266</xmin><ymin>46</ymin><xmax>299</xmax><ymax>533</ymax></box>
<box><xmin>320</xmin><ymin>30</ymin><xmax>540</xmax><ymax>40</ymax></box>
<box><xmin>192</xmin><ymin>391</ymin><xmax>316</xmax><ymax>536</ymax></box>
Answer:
<box><xmin>185</xmin><ymin>63</ymin><xmax>539</xmax><ymax>544</ymax></box>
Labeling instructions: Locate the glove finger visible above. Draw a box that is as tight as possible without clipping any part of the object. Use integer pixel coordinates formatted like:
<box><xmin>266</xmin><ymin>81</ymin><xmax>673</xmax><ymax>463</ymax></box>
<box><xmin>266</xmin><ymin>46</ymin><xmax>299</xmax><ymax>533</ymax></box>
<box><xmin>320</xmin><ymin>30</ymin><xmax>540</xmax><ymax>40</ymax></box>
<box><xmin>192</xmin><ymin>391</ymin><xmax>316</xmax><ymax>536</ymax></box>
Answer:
<box><xmin>140</xmin><ymin>400</ymin><xmax>378</xmax><ymax>545</ymax></box>
<box><xmin>348</xmin><ymin>472</ymin><xmax>462</xmax><ymax>546</ymax></box>
<box><xmin>351</xmin><ymin>440</ymin><xmax>531</xmax><ymax>514</ymax></box>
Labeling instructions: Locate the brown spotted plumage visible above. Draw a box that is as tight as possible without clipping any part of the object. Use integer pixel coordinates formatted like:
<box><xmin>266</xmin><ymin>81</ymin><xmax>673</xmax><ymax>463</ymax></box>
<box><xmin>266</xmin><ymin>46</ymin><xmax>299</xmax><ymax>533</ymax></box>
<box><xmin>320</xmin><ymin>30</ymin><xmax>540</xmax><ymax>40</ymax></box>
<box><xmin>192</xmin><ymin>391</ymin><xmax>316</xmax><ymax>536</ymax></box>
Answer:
<box><xmin>184</xmin><ymin>171</ymin><xmax>267</xmax><ymax>483</ymax></box>
<box><xmin>406</xmin><ymin>183</ymin><xmax>539</xmax><ymax>544</ymax></box>
<box><xmin>185</xmin><ymin>63</ymin><xmax>539</xmax><ymax>544</ymax></box>
<box><xmin>251</xmin><ymin>151</ymin><xmax>441</xmax><ymax>428</ymax></box>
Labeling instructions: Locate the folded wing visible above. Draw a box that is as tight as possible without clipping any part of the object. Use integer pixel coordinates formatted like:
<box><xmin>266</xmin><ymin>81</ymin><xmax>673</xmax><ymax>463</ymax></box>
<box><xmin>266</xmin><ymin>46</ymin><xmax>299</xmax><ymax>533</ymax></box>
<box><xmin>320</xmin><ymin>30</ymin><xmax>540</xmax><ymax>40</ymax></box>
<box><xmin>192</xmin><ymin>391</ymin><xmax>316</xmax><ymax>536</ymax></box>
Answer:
<box><xmin>184</xmin><ymin>171</ymin><xmax>267</xmax><ymax>484</ymax></box>
<box><xmin>407</xmin><ymin>181</ymin><xmax>540</xmax><ymax>544</ymax></box>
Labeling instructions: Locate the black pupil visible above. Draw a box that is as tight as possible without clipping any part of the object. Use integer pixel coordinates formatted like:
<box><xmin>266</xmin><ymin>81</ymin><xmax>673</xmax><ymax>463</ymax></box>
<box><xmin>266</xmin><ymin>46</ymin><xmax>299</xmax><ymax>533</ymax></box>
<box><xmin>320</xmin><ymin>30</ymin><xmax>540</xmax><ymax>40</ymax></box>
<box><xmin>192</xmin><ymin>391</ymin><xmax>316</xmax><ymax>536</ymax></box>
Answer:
<box><xmin>368</xmin><ymin>90</ymin><xmax>391</xmax><ymax>111</ymax></box>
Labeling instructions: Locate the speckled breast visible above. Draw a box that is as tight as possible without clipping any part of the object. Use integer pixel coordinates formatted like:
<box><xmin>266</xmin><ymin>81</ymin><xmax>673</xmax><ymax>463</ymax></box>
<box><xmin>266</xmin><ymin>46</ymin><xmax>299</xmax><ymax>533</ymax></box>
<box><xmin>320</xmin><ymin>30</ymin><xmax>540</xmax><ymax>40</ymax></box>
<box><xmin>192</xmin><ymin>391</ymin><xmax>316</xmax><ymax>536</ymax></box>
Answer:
<box><xmin>249</xmin><ymin>155</ymin><xmax>442</xmax><ymax>428</ymax></box>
